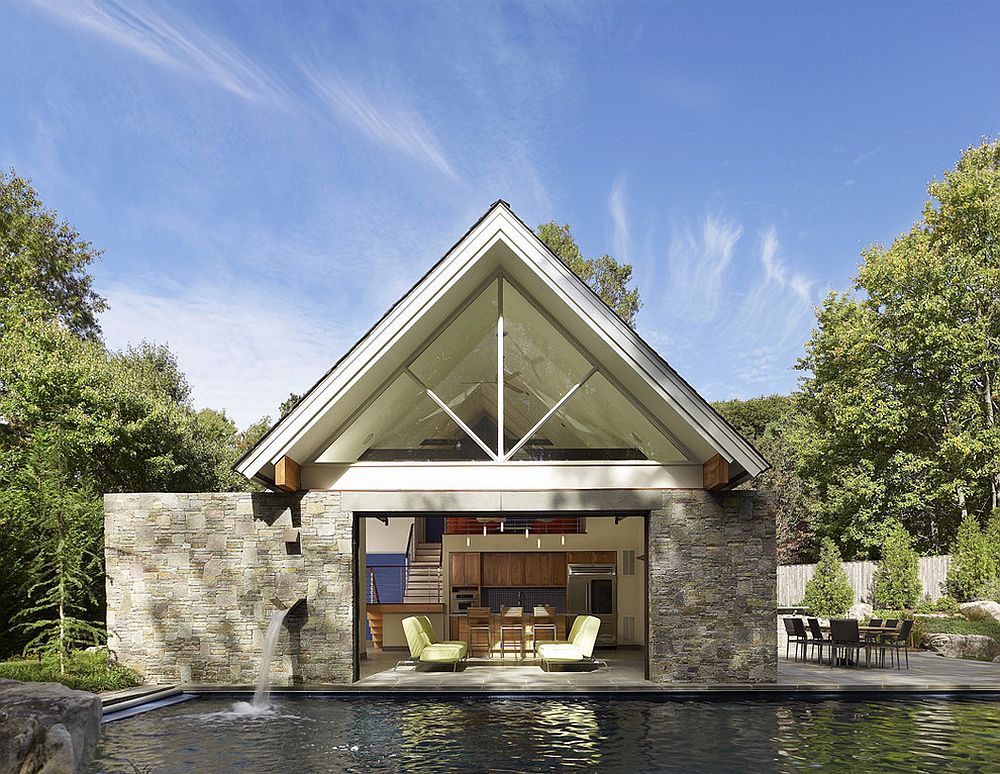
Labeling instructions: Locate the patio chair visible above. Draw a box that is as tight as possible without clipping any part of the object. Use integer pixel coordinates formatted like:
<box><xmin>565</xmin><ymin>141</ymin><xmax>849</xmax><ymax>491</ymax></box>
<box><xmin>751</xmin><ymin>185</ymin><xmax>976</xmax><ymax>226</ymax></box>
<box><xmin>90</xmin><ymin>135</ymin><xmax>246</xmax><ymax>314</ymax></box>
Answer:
<box><xmin>806</xmin><ymin>618</ymin><xmax>832</xmax><ymax>663</ymax></box>
<box><xmin>399</xmin><ymin>615</ymin><xmax>468</xmax><ymax>671</ymax></box>
<box><xmin>828</xmin><ymin>619</ymin><xmax>871</xmax><ymax>668</ymax></box>
<box><xmin>783</xmin><ymin>618</ymin><xmax>807</xmax><ymax>661</ymax></box>
<box><xmin>884</xmin><ymin>619</ymin><xmax>913</xmax><ymax>670</ymax></box>
<box><xmin>536</xmin><ymin>615</ymin><xmax>602</xmax><ymax>671</ymax></box>
<box><xmin>865</xmin><ymin>618</ymin><xmax>885</xmax><ymax>665</ymax></box>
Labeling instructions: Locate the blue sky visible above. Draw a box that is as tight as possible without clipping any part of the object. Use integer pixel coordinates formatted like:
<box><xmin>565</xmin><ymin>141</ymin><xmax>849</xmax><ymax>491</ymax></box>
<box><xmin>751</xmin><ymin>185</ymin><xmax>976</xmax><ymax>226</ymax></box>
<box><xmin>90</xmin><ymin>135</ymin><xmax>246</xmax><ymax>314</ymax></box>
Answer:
<box><xmin>4</xmin><ymin>1</ymin><xmax>999</xmax><ymax>426</ymax></box>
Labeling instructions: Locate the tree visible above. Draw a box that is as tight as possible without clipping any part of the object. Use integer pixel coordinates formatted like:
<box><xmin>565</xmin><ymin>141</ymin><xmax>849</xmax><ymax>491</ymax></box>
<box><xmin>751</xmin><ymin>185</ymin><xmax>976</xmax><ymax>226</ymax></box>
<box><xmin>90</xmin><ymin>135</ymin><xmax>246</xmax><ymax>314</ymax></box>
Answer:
<box><xmin>802</xmin><ymin>538</ymin><xmax>855</xmax><ymax>617</ymax></box>
<box><xmin>8</xmin><ymin>431</ymin><xmax>104</xmax><ymax>671</ymax></box>
<box><xmin>873</xmin><ymin>522</ymin><xmax>922</xmax><ymax>609</ymax></box>
<box><xmin>536</xmin><ymin>222</ymin><xmax>642</xmax><ymax>326</ymax></box>
<box><xmin>797</xmin><ymin>139</ymin><xmax>1000</xmax><ymax>558</ymax></box>
<box><xmin>713</xmin><ymin>394</ymin><xmax>814</xmax><ymax>563</ymax></box>
<box><xmin>947</xmin><ymin>510</ymin><xmax>995</xmax><ymax>601</ymax></box>
<box><xmin>0</xmin><ymin>169</ymin><xmax>106</xmax><ymax>339</ymax></box>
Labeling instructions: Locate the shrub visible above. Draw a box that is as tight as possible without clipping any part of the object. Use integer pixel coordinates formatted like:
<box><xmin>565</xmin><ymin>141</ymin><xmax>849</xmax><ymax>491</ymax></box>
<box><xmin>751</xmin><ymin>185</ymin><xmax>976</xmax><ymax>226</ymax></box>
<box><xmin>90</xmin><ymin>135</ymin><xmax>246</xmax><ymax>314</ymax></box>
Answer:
<box><xmin>802</xmin><ymin>538</ymin><xmax>855</xmax><ymax>618</ymax></box>
<box><xmin>0</xmin><ymin>648</ymin><xmax>141</xmax><ymax>693</ymax></box>
<box><xmin>947</xmin><ymin>511</ymin><xmax>995</xmax><ymax>601</ymax></box>
<box><xmin>873</xmin><ymin>522</ymin><xmax>921</xmax><ymax>609</ymax></box>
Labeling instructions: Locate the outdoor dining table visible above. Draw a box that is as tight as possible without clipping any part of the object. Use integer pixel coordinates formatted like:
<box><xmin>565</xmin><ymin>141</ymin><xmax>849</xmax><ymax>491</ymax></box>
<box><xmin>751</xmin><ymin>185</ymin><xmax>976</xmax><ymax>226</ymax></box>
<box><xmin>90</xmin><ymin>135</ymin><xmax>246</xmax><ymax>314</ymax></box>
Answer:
<box><xmin>818</xmin><ymin>623</ymin><xmax>902</xmax><ymax>666</ymax></box>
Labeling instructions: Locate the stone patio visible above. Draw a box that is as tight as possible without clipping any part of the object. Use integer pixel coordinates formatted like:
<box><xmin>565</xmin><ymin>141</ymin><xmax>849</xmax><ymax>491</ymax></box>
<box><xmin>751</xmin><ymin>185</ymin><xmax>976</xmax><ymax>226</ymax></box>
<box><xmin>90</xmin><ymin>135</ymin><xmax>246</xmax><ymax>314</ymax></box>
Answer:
<box><xmin>349</xmin><ymin>647</ymin><xmax>1000</xmax><ymax>693</ymax></box>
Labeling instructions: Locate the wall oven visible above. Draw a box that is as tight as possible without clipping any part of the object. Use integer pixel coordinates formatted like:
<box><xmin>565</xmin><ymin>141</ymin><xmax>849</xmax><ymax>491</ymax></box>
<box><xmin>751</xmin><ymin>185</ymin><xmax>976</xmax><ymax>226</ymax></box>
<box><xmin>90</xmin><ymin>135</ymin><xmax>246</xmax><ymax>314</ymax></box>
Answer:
<box><xmin>450</xmin><ymin>590</ymin><xmax>480</xmax><ymax>612</ymax></box>
<box><xmin>566</xmin><ymin>564</ymin><xmax>617</xmax><ymax>646</ymax></box>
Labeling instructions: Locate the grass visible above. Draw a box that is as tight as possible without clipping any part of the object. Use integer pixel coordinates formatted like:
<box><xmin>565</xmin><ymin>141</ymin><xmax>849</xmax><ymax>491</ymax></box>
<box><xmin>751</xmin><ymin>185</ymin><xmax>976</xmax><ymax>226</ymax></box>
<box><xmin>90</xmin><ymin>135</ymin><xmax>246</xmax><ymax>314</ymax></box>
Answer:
<box><xmin>0</xmin><ymin>648</ymin><xmax>143</xmax><ymax>693</ymax></box>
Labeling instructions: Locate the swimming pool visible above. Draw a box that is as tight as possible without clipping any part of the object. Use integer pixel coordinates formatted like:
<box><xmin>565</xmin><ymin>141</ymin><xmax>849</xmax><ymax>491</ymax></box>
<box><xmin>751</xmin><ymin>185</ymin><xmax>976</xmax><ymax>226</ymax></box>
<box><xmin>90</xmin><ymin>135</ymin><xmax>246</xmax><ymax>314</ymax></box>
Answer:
<box><xmin>91</xmin><ymin>695</ymin><xmax>1000</xmax><ymax>772</ymax></box>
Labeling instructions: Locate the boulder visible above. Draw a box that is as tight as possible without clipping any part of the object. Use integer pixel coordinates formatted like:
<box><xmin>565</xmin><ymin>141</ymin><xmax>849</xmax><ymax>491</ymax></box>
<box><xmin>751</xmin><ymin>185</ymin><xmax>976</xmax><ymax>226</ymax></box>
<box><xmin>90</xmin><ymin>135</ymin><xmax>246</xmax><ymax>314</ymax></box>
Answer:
<box><xmin>960</xmin><ymin>600</ymin><xmax>1000</xmax><ymax>623</ymax></box>
<box><xmin>926</xmin><ymin>633</ymin><xmax>1000</xmax><ymax>662</ymax></box>
<box><xmin>0</xmin><ymin>679</ymin><xmax>102</xmax><ymax>773</ymax></box>
<box><xmin>847</xmin><ymin>602</ymin><xmax>873</xmax><ymax>621</ymax></box>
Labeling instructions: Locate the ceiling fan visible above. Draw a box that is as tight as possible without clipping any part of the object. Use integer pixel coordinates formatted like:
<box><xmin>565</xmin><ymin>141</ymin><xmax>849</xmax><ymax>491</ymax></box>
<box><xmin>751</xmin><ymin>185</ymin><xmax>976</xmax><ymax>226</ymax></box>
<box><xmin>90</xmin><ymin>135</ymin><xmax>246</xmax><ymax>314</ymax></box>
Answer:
<box><xmin>462</xmin><ymin>370</ymin><xmax>527</xmax><ymax>394</ymax></box>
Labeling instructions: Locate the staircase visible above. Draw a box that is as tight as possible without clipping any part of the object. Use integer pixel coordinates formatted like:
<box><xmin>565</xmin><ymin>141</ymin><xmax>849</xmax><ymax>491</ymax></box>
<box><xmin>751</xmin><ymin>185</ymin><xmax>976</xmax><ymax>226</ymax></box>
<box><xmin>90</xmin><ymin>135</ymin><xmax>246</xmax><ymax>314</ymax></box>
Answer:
<box><xmin>403</xmin><ymin>542</ymin><xmax>443</xmax><ymax>603</ymax></box>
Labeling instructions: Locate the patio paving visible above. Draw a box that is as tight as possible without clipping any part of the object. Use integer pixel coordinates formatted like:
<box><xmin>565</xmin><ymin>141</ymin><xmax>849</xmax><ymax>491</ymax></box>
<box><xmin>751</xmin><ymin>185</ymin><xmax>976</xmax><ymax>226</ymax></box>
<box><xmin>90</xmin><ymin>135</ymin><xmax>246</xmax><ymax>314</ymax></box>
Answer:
<box><xmin>350</xmin><ymin>647</ymin><xmax>1000</xmax><ymax>694</ymax></box>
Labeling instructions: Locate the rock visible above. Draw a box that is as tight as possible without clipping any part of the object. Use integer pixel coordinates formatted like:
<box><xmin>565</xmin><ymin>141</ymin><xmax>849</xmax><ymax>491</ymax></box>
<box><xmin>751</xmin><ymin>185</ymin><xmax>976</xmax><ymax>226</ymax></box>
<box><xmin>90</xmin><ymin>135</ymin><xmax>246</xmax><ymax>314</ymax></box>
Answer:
<box><xmin>0</xmin><ymin>679</ymin><xmax>102</xmax><ymax>773</ymax></box>
<box><xmin>926</xmin><ymin>633</ymin><xmax>1000</xmax><ymax>662</ymax></box>
<box><xmin>993</xmin><ymin>655</ymin><xmax>1000</xmax><ymax>664</ymax></box>
<box><xmin>848</xmin><ymin>602</ymin><xmax>873</xmax><ymax>621</ymax></box>
<box><xmin>960</xmin><ymin>600</ymin><xmax>1000</xmax><ymax>623</ymax></box>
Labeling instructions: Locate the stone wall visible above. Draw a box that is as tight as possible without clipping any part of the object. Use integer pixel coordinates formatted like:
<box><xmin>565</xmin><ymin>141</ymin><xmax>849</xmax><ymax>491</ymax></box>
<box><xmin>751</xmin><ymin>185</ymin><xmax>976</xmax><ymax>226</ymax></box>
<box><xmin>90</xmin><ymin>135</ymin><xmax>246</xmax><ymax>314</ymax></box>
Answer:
<box><xmin>647</xmin><ymin>490</ymin><xmax>776</xmax><ymax>683</ymax></box>
<box><xmin>104</xmin><ymin>492</ymin><xmax>354</xmax><ymax>685</ymax></box>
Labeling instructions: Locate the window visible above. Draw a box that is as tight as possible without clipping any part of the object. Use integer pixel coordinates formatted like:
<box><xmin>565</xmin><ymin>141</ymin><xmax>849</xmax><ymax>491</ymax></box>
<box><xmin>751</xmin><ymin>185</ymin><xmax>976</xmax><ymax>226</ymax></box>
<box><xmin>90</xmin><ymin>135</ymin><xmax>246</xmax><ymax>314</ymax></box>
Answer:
<box><xmin>317</xmin><ymin>275</ymin><xmax>687</xmax><ymax>464</ymax></box>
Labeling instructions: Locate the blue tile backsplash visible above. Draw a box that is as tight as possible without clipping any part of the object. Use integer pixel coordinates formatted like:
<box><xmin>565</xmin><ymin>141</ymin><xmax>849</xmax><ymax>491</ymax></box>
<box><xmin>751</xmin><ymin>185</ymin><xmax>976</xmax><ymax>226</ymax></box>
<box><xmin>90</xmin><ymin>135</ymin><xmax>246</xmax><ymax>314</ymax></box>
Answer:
<box><xmin>481</xmin><ymin>587</ymin><xmax>565</xmax><ymax>613</ymax></box>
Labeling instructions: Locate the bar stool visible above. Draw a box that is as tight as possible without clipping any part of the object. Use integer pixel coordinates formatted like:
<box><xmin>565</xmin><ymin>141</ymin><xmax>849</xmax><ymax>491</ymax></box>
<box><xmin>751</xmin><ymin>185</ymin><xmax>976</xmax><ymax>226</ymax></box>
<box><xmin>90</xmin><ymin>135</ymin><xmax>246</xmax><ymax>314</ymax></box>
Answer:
<box><xmin>500</xmin><ymin>606</ymin><xmax>525</xmax><ymax>660</ymax></box>
<box><xmin>466</xmin><ymin>607</ymin><xmax>493</xmax><ymax>658</ymax></box>
<box><xmin>532</xmin><ymin>606</ymin><xmax>558</xmax><ymax>654</ymax></box>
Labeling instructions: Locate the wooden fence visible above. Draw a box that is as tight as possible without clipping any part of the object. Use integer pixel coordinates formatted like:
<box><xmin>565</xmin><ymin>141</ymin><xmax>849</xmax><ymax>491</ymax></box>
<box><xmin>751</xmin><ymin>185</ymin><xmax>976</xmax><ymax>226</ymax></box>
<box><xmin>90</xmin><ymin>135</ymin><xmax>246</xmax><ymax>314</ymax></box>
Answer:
<box><xmin>777</xmin><ymin>554</ymin><xmax>950</xmax><ymax>607</ymax></box>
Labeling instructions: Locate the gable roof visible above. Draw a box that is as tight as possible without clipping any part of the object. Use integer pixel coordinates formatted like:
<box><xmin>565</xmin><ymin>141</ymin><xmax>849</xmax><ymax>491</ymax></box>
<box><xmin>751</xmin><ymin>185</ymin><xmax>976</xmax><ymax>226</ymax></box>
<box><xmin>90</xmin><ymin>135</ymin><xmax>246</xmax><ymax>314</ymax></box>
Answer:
<box><xmin>235</xmin><ymin>200</ymin><xmax>769</xmax><ymax>487</ymax></box>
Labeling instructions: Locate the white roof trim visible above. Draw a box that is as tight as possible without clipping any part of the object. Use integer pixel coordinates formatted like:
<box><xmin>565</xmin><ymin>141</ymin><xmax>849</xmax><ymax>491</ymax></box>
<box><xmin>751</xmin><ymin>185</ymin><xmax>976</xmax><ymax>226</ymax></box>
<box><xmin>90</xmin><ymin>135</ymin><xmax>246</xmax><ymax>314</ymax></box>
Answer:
<box><xmin>236</xmin><ymin>201</ymin><xmax>769</xmax><ymax>484</ymax></box>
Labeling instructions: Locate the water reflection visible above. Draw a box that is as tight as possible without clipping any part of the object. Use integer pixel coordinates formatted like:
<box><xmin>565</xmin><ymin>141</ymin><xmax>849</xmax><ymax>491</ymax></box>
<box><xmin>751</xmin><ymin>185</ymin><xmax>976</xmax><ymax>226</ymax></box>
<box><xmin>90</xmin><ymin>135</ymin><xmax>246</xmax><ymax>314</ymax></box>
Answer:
<box><xmin>91</xmin><ymin>696</ymin><xmax>1000</xmax><ymax>773</ymax></box>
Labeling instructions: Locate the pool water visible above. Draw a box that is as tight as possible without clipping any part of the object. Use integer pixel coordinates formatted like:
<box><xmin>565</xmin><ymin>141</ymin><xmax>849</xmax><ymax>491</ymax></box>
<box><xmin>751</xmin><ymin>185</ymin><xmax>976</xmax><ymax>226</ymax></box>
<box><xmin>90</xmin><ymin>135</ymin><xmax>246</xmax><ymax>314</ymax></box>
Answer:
<box><xmin>91</xmin><ymin>696</ymin><xmax>1000</xmax><ymax>772</ymax></box>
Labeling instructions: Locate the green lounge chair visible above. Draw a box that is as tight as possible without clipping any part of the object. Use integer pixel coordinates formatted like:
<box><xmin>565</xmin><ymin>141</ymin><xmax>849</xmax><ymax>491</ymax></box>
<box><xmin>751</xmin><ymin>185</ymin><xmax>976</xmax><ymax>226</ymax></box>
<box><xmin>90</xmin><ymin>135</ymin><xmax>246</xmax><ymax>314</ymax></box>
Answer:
<box><xmin>400</xmin><ymin>615</ymin><xmax>468</xmax><ymax>671</ymax></box>
<box><xmin>535</xmin><ymin>615</ymin><xmax>602</xmax><ymax>671</ymax></box>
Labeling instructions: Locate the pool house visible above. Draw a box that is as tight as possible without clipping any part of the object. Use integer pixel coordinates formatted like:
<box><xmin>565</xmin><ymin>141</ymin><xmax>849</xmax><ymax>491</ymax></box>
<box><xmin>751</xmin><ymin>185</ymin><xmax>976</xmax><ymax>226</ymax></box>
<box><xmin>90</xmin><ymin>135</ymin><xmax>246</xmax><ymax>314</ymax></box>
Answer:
<box><xmin>104</xmin><ymin>200</ymin><xmax>776</xmax><ymax>687</ymax></box>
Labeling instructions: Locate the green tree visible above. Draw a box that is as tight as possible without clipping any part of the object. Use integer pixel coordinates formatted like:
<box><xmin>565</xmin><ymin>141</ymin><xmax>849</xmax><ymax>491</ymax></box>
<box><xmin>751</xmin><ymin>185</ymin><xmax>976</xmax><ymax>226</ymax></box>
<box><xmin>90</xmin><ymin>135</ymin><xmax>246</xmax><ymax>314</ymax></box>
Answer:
<box><xmin>873</xmin><ymin>522</ymin><xmax>922</xmax><ymax>609</ymax></box>
<box><xmin>797</xmin><ymin>139</ymin><xmax>1000</xmax><ymax>557</ymax></box>
<box><xmin>536</xmin><ymin>222</ymin><xmax>642</xmax><ymax>326</ymax></box>
<box><xmin>802</xmin><ymin>538</ymin><xmax>855</xmax><ymax>617</ymax></box>
<box><xmin>713</xmin><ymin>394</ymin><xmax>814</xmax><ymax>563</ymax></box>
<box><xmin>0</xmin><ymin>169</ymin><xmax>106</xmax><ymax>339</ymax></box>
<box><xmin>947</xmin><ymin>510</ymin><xmax>995</xmax><ymax>601</ymax></box>
<box><xmin>8</xmin><ymin>431</ymin><xmax>104</xmax><ymax>671</ymax></box>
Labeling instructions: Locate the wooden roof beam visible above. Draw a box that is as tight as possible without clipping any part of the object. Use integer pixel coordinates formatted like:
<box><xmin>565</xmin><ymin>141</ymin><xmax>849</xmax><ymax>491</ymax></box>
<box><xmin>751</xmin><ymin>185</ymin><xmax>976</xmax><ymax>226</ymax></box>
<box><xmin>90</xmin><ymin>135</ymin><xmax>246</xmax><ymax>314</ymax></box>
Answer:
<box><xmin>274</xmin><ymin>455</ymin><xmax>302</xmax><ymax>493</ymax></box>
<box><xmin>703</xmin><ymin>454</ymin><xmax>730</xmax><ymax>491</ymax></box>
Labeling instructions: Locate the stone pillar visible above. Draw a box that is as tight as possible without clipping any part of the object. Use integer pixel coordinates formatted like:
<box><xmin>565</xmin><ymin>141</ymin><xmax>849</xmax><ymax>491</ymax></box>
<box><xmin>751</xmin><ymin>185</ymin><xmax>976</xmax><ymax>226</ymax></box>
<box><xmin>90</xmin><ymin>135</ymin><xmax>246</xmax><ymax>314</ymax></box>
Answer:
<box><xmin>105</xmin><ymin>491</ymin><xmax>354</xmax><ymax>685</ymax></box>
<box><xmin>647</xmin><ymin>490</ymin><xmax>776</xmax><ymax>683</ymax></box>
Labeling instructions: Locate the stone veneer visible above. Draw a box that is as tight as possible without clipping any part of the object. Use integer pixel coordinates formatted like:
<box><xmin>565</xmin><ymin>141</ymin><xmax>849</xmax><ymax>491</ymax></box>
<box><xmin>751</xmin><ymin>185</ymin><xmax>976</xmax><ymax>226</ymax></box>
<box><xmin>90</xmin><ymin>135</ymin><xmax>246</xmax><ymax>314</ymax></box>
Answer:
<box><xmin>648</xmin><ymin>490</ymin><xmax>776</xmax><ymax>683</ymax></box>
<box><xmin>104</xmin><ymin>492</ymin><xmax>353</xmax><ymax>685</ymax></box>
<box><xmin>106</xmin><ymin>488</ymin><xmax>774</xmax><ymax>686</ymax></box>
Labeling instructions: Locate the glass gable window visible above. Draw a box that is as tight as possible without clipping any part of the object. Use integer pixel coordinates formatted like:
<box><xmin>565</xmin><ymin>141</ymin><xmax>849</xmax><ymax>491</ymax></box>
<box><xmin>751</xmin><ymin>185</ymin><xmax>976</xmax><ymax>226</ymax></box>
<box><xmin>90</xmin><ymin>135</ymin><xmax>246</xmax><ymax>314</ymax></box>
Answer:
<box><xmin>410</xmin><ymin>285</ymin><xmax>499</xmax><ymax>453</ymax></box>
<box><xmin>317</xmin><ymin>275</ymin><xmax>689</xmax><ymax>464</ymax></box>
<box><xmin>508</xmin><ymin>371</ymin><xmax>686</xmax><ymax>461</ymax></box>
<box><xmin>316</xmin><ymin>371</ymin><xmax>490</xmax><ymax>462</ymax></box>
<box><xmin>502</xmin><ymin>280</ymin><xmax>592</xmax><ymax>445</ymax></box>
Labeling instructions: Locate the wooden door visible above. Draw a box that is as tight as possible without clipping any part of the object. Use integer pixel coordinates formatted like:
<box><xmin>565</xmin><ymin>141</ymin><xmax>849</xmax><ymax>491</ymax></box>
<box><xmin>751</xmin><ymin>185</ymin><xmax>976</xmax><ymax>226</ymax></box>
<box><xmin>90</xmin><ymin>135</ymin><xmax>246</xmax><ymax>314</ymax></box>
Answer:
<box><xmin>567</xmin><ymin>551</ymin><xmax>617</xmax><ymax>565</ymax></box>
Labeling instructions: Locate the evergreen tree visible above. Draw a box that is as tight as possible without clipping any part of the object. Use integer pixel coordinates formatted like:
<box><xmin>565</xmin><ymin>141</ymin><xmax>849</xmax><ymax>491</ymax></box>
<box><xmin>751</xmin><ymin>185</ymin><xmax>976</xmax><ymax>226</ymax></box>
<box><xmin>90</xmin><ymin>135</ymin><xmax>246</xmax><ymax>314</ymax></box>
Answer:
<box><xmin>873</xmin><ymin>522</ymin><xmax>922</xmax><ymax>609</ymax></box>
<box><xmin>802</xmin><ymin>538</ymin><xmax>855</xmax><ymax>617</ymax></box>
<box><xmin>947</xmin><ymin>510</ymin><xmax>995</xmax><ymax>601</ymax></box>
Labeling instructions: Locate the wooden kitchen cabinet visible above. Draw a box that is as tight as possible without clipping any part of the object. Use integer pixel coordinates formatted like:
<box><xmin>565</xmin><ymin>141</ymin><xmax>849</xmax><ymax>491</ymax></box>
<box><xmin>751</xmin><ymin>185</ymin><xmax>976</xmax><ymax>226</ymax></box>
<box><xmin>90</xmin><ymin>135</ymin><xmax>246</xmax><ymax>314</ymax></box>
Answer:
<box><xmin>482</xmin><ymin>552</ymin><xmax>525</xmax><ymax>586</ymax></box>
<box><xmin>566</xmin><ymin>551</ymin><xmax>617</xmax><ymax>566</ymax></box>
<box><xmin>449</xmin><ymin>552</ymin><xmax>480</xmax><ymax>586</ymax></box>
<box><xmin>524</xmin><ymin>552</ymin><xmax>566</xmax><ymax>586</ymax></box>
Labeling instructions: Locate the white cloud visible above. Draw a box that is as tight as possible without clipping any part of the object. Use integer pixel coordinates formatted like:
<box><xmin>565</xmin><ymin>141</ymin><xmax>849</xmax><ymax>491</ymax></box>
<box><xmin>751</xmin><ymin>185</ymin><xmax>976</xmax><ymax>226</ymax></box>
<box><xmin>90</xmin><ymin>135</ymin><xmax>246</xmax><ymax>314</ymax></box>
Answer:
<box><xmin>28</xmin><ymin>0</ymin><xmax>293</xmax><ymax>107</ymax></box>
<box><xmin>638</xmin><ymin>210</ymin><xmax>818</xmax><ymax>400</ymax></box>
<box><xmin>301</xmin><ymin>65</ymin><xmax>458</xmax><ymax>181</ymax></box>
<box><xmin>665</xmin><ymin>214</ymin><xmax>742</xmax><ymax>322</ymax></box>
<box><xmin>608</xmin><ymin>175</ymin><xmax>630</xmax><ymax>264</ymax></box>
<box><xmin>100</xmin><ymin>282</ymin><xmax>350</xmax><ymax>427</ymax></box>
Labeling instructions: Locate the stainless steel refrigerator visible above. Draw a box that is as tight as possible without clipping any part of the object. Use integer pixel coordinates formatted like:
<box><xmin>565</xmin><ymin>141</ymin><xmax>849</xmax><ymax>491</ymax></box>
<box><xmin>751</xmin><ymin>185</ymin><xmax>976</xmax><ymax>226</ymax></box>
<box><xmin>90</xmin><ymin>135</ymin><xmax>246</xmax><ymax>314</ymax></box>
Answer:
<box><xmin>566</xmin><ymin>564</ymin><xmax>617</xmax><ymax>646</ymax></box>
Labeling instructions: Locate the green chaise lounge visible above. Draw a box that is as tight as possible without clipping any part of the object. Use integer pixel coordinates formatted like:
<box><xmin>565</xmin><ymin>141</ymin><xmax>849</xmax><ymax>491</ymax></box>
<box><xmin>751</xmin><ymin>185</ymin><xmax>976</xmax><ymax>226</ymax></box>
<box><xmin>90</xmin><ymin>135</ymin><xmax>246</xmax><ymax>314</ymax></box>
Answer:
<box><xmin>535</xmin><ymin>615</ymin><xmax>602</xmax><ymax>671</ymax></box>
<box><xmin>401</xmin><ymin>615</ymin><xmax>468</xmax><ymax>671</ymax></box>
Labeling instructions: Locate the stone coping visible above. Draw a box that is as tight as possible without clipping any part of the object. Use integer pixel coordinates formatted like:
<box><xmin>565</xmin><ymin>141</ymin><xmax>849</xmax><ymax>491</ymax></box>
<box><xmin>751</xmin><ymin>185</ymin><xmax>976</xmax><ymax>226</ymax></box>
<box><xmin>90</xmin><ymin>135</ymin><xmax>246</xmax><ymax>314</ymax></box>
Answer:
<box><xmin>107</xmin><ymin>682</ymin><xmax>1000</xmax><ymax>702</ymax></box>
